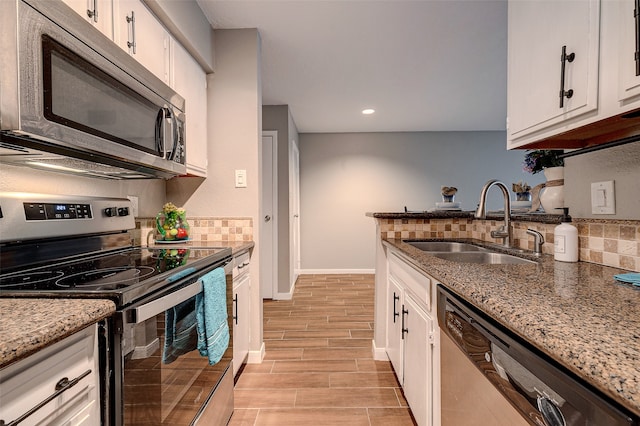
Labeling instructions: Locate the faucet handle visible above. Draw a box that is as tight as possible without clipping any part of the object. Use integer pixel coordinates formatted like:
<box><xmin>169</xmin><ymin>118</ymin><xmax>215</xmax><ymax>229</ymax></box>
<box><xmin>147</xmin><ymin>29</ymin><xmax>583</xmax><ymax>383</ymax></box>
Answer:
<box><xmin>526</xmin><ymin>229</ymin><xmax>544</xmax><ymax>254</ymax></box>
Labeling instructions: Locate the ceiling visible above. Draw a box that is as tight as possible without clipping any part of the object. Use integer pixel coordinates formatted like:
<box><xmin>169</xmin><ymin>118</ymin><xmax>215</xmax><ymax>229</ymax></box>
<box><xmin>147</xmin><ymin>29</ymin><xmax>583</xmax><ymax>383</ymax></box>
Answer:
<box><xmin>197</xmin><ymin>0</ymin><xmax>508</xmax><ymax>133</ymax></box>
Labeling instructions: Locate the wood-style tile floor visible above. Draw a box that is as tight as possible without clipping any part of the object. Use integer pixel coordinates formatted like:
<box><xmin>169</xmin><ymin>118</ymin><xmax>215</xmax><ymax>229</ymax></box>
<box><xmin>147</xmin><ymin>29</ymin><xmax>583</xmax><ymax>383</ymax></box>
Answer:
<box><xmin>228</xmin><ymin>274</ymin><xmax>416</xmax><ymax>426</ymax></box>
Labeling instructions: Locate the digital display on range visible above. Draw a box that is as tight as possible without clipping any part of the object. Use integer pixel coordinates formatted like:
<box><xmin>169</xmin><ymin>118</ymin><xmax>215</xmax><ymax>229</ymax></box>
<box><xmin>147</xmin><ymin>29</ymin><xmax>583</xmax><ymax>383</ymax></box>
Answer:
<box><xmin>23</xmin><ymin>202</ymin><xmax>93</xmax><ymax>220</ymax></box>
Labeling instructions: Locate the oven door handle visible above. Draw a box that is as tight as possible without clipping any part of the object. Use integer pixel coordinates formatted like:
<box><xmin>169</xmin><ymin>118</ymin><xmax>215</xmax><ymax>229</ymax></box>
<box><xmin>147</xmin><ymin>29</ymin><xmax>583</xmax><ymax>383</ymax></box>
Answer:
<box><xmin>128</xmin><ymin>280</ymin><xmax>202</xmax><ymax>324</ymax></box>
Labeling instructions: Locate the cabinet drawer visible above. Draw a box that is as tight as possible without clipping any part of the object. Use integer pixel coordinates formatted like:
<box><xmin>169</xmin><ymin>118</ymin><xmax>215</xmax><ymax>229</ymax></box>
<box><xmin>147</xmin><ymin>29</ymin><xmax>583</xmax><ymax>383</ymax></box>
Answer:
<box><xmin>389</xmin><ymin>251</ymin><xmax>431</xmax><ymax>309</ymax></box>
<box><xmin>233</xmin><ymin>251</ymin><xmax>251</xmax><ymax>279</ymax></box>
<box><xmin>0</xmin><ymin>325</ymin><xmax>98</xmax><ymax>426</ymax></box>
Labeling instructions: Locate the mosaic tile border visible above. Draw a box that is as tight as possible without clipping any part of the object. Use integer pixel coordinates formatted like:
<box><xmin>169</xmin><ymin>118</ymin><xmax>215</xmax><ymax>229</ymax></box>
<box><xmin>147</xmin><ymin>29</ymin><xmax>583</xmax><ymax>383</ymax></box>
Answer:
<box><xmin>133</xmin><ymin>217</ymin><xmax>253</xmax><ymax>246</ymax></box>
<box><xmin>378</xmin><ymin>218</ymin><xmax>639</xmax><ymax>272</ymax></box>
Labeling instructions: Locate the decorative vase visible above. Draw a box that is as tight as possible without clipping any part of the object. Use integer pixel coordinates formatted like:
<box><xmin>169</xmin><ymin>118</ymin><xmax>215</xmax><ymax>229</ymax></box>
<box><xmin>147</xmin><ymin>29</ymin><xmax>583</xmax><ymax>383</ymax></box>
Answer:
<box><xmin>539</xmin><ymin>166</ymin><xmax>564</xmax><ymax>214</ymax></box>
<box><xmin>156</xmin><ymin>208</ymin><xmax>190</xmax><ymax>241</ymax></box>
<box><xmin>515</xmin><ymin>192</ymin><xmax>532</xmax><ymax>202</ymax></box>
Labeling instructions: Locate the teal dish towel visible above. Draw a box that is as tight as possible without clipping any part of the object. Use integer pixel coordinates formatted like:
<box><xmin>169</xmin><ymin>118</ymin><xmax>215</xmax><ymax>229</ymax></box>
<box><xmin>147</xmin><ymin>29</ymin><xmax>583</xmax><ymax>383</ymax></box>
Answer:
<box><xmin>162</xmin><ymin>297</ymin><xmax>198</xmax><ymax>364</ymax></box>
<box><xmin>614</xmin><ymin>273</ymin><xmax>640</xmax><ymax>287</ymax></box>
<box><xmin>196</xmin><ymin>267</ymin><xmax>229</xmax><ymax>365</ymax></box>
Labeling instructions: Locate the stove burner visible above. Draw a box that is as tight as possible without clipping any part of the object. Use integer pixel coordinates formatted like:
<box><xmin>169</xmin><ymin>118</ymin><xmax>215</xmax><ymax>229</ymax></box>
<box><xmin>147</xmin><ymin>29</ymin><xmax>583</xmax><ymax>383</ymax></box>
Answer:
<box><xmin>55</xmin><ymin>266</ymin><xmax>156</xmax><ymax>289</ymax></box>
<box><xmin>0</xmin><ymin>271</ymin><xmax>65</xmax><ymax>289</ymax></box>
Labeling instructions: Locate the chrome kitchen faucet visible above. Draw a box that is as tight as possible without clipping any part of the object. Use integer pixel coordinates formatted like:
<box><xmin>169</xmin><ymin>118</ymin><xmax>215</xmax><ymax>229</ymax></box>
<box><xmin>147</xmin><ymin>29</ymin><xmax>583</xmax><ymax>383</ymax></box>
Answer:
<box><xmin>475</xmin><ymin>179</ymin><xmax>512</xmax><ymax>248</ymax></box>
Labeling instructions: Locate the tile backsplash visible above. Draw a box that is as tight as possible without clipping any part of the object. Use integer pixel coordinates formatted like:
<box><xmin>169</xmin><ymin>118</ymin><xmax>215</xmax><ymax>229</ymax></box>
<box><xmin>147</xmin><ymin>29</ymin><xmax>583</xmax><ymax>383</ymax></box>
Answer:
<box><xmin>133</xmin><ymin>217</ymin><xmax>253</xmax><ymax>246</ymax></box>
<box><xmin>379</xmin><ymin>217</ymin><xmax>639</xmax><ymax>272</ymax></box>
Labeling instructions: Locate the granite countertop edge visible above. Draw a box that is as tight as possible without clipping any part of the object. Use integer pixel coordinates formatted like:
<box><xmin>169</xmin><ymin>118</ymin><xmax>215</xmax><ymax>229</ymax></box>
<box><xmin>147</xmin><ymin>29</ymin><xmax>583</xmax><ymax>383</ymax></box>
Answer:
<box><xmin>383</xmin><ymin>237</ymin><xmax>640</xmax><ymax>417</ymax></box>
<box><xmin>0</xmin><ymin>298</ymin><xmax>116</xmax><ymax>368</ymax></box>
<box><xmin>367</xmin><ymin>211</ymin><xmax>563</xmax><ymax>224</ymax></box>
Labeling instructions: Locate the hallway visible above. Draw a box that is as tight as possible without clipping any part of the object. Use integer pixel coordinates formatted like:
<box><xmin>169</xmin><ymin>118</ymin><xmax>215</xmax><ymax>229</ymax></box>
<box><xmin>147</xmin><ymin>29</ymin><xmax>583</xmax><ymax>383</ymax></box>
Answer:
<box><xmin>228</xmin><ymin>274</ymin><xmax>416</xmax><ymax>425</ymax></box>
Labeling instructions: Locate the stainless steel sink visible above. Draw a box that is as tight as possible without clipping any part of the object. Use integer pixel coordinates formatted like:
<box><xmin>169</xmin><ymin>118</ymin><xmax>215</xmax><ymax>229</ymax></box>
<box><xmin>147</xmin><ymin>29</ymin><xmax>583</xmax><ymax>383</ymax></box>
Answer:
<box><xmin>404</xmin><ymin>241</ymin><xmax>489</xmax><ymax>252</ymax></box>
<box><xmin>430</xmin><ymin>251</ymin><xmax>537</xmax><ymax>265</ymax></box>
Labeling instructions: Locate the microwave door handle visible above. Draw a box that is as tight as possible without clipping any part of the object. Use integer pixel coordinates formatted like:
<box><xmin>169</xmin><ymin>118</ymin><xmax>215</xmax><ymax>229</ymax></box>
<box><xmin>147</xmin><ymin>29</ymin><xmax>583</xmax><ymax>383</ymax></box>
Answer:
<box><xmin>154</xmin><ymin>107</ymin><xmax>169</xmax><ymax>159</ymax></box>
<box><xmin>168</xmin><ymin>110</ymin><xmax>178</xmax><ymax>161</ymax></box>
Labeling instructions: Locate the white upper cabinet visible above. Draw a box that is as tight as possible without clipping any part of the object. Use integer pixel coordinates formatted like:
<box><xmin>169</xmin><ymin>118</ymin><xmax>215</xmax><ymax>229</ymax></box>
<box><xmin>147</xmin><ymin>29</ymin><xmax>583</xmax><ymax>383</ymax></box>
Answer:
<box><xmin>508</xmin><ymin>0</ymin><xmax>640</xmax><ymax>149</ymax></box>
<box><xmin>114</xmin><ymin>0</ymin><xmax>170</xmax><ymax>84</ymax></box>
<box><xmin>62</xmin><ymin>0</ymin><xmax>114</xmax><ymax>39</ymax></box>
<box><xmin>507</xmin><ymin>0</ymin><xmax>600</xmax><ymax>148</ymax></box>
<box><xmin>172</xmin><ymin>39</ymin><xmax>208</xmax><ymax>177</ymax></box>
<box><xmin>619</xmin><ymin>0</ymin><xmax>640</xmax><ymax>102</ymax></box>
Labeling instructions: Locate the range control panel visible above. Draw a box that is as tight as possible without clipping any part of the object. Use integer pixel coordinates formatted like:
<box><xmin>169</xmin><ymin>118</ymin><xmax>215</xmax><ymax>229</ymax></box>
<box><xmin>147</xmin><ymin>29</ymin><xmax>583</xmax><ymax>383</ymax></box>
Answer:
<box><xmin>24</xmin><ymin>202</ymin><xmax>93</xmax><ymax>220</ymax></box>
<box><xmin>0</xmin><ymin>192</ymin><xmax>135</xmax><ymax>243</ymax></box>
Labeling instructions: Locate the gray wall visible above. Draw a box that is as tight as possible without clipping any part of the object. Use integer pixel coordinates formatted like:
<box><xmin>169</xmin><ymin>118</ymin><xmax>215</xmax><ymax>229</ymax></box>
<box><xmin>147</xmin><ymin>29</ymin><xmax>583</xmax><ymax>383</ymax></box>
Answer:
<box><xmin>263</xmin><ymin>105</ymin><xmax>300</xmax><ymax>294</ymax></box>
<box><xmin>564</xmin><ymin>142</ymin><xmax>640</xmax><ymax>220</ymax></box>
<box><xmin>299</xmin><ymin>131</ymin><xmax>544</xmax><ymax>271</ymax></box>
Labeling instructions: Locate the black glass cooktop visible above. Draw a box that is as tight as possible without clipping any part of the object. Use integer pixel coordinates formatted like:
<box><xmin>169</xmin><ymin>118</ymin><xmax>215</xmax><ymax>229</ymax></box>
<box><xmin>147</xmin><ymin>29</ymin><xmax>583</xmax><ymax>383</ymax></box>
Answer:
<box><xmin>0</xmin><ymin>247</ymin><xmax>231</xmax><ymax>307</ymax></box>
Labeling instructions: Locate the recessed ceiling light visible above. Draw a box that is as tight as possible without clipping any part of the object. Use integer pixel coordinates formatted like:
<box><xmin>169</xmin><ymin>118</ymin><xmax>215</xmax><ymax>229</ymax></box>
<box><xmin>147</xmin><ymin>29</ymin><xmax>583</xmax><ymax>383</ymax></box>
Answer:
<box><xmin>362</xmin><ymin>108</ymin><xmax>375</xmax><ymax>115</ymax></box>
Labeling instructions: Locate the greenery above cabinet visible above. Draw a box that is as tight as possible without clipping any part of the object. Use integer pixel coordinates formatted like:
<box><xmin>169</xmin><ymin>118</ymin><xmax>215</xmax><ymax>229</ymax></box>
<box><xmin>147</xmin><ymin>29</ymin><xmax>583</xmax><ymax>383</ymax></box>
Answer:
<box><xmin>507</xmin><ymin>0</ymin><xmax>640</xmax><ymax>150</ymax></box>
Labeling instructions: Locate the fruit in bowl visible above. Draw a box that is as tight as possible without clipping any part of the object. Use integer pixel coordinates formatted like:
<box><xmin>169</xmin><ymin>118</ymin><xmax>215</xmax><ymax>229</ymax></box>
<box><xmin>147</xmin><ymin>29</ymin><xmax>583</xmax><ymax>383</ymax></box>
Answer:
<box><xmin>156</xmin><ymin>202</ymin><xmax>190</xmax><ymax>241</ymax></box>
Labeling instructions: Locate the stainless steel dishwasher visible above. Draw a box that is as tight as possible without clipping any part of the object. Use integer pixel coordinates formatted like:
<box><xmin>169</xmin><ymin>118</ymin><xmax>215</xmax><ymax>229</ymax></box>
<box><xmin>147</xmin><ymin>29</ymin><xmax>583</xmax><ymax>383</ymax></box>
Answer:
<box><xmin>437</xmin><ymin>285</ymin><xmax>637</xmax><ymax>426</ymax></box>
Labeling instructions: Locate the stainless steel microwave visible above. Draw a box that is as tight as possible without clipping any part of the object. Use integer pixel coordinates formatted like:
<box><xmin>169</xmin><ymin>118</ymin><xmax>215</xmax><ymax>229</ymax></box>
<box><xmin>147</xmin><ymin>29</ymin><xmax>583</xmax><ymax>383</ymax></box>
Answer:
<box><xmin>0</xmin><ymin>0</ymin><xmax>186</xmax><ymax>179</ymax></box>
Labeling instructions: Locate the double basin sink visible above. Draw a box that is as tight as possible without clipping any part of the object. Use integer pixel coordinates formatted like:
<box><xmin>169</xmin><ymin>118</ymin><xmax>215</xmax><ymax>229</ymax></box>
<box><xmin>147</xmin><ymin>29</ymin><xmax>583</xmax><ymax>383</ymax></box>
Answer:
<box><xmin>404</xmin><ymin>241</ymin><xmax>537</xmax><ymax>265</ymax></box>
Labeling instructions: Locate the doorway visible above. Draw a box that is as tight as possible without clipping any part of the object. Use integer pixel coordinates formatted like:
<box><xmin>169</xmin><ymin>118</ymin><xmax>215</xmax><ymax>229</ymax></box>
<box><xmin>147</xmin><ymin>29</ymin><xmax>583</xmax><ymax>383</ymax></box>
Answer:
<box><xmin>260</xmin><ymin>131</ymin><xmax>278</xmax><ymax>299</ymax></box>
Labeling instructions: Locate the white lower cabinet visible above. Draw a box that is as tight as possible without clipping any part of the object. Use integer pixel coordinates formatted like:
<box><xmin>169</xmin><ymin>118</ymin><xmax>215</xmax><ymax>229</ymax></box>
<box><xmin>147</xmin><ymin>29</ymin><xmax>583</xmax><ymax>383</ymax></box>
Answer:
<box><xmin>232</xmin><ymin>251</ymin><xmax>251</xmax><ymax>377</ymax></box>
<box><xmin>403</xmin><ymin>294</ymin><xmax>434</xmax><ymax>426</ymax></box>
<box><xmin>0</xmin><ymin>324</ymin><xmax>100</xmax><ymax>425</ymax></box>
<box><xmin>386</xmin><ymin>251</ymin><xmax>437</xmax><ymax>426</ymax></box>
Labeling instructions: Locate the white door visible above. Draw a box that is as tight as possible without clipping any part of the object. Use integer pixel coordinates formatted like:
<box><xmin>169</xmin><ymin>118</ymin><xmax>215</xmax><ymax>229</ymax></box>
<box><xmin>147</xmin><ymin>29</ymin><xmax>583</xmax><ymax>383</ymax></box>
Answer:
<box><xmin>260</xmin><ymin>131</ymin><xmax>278</xmax><ymax>299</ymax></box>
<box><xmin>289</xmin><ymin>140</ymin><xmax>301</xmax><ymax>285</ymax></box>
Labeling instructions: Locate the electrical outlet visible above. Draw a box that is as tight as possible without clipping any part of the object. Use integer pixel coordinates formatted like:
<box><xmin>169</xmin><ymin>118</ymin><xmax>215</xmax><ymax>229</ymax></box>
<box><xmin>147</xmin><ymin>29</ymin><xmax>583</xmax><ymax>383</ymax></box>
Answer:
<box><xmin>591</xmin><ymin>181</ymin><xmax>615</xmax><ymax>214</ymax></box>
<box><xmin>127</xmin><ymin>195</ymin><xmax>139</xmax><ymax>217</ymax></box>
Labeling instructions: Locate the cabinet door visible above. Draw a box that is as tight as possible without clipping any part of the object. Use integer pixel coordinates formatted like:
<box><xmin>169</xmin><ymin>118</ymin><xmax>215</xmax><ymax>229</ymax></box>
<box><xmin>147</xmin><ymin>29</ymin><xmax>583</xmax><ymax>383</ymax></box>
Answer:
<box><xmin>115</xmin><ymin>0</ymin><xmax>170</xmax><ymax>84</ymax></box>
<box><xmin>619</xmin><ymin>0</ymin><xmax>640</xmax><ymax>102</ymax></box>
<box><xmin>172</xmin><ymin>39</ymin><xmax>208</xmax><ymax>177</ymax></box>
<box><xmin>233</xmin><ymin>274</ymin><xmax>251</xmax><ymax>377</ymax></box>
<box><xmin>507</xmin><ymin>0</ymin><xmax>600</xmax><ymax>148</ymax></box>
<box><xmin>62</xmin><ymin>0</ymin><xmax>113</xmax><ymax>39</ymax></box>
<box><xmin>386</xmin><ymin>276</ymin><xmax>404</xmax><ymax>383</ymax></box>
<box><xmin>403</xmin><ymin>294</ymin><xmax>433</xmax><ymax>426</ymax></box>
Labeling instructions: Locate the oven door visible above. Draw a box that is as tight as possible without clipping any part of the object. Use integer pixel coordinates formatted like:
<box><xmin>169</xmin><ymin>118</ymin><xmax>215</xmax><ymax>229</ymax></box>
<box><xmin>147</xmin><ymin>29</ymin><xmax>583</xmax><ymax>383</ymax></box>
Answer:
<box><xmin>0</xmin><ymin>0</ymin><xmax>186</xmax><ymax>178</ymax></box>
<box><xmin>113</xmin><ymin>261</ymin><xmax>233</xmax><ymax>426</ymax></box>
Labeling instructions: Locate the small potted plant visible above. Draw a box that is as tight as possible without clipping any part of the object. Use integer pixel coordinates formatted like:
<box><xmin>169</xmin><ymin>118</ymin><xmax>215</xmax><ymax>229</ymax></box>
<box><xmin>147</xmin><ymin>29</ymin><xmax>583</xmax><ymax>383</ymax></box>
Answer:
<box><xmin>522</xmin><ymin>150</ymin><xmax>565</xmax><ymax>213</ymax></box>
<box><xmin>522</xmin><ymin>150</ymin><xmax>564</xmax><ymax>175</ymax></box>
<box><xmin>512</xmin><ymin>181</ymin><xmax>532</xmax><ymax>202</ymax></box>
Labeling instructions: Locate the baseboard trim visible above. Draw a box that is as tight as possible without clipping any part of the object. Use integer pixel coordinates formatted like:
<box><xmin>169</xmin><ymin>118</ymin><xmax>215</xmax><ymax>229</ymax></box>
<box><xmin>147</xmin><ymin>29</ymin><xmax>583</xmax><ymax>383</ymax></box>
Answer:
<box><xmin>372</xmin><ymin>339</ymin><xmax>388</xmax><ymax>361</ymax></box>
<box><xmin>300</xmin><ymin>268</ymin><xmax>375</xmax><ymax>274</ymax></box>
<box><xmin>247</xmin><ymin>342</ymin><xmax>265</xmax><ymax>364</ymax></box>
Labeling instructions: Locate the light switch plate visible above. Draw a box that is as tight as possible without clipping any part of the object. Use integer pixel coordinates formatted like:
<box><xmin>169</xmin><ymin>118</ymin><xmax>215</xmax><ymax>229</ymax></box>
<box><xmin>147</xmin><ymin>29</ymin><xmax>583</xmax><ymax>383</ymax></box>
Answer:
<box><xmin>235</xmin><ymin>170</ymin><xmax>247</xmax><ymax>188</ymax></box>
<box><xmin>591</xmin><ymin>181</ymin><xmax>615</xmax><ymax>214</ymax></box>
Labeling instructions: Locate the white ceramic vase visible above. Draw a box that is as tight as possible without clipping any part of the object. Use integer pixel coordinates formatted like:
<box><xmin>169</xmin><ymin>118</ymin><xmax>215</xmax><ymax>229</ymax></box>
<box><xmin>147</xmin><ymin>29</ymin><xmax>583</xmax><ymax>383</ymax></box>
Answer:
<box><xmin>540</xmin><ymin>166</ymin><xmax>564</xmax><ymax>214</ymax></box>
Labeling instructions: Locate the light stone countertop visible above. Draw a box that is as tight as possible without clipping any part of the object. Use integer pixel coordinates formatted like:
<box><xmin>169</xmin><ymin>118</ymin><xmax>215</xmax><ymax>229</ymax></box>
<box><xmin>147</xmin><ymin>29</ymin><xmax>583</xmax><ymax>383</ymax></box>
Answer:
<box><xmin>383</xmin><ymin>238</ymin><xmax>640</xmax><ymax>418</ymax></box>
<box><xmin>0</xmin><ymin>298</ymin><xmax>115</xmax><ymax>368</ymax></box>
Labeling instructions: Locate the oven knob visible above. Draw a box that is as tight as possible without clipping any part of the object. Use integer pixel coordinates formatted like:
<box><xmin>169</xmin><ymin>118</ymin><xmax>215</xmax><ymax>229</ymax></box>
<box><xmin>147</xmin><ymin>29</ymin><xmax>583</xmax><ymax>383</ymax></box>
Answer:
<box><xmin>118</xmin><ymin>207</ymin><xmax>130</xmax><ymax>217</ymax></box>
<box><xmin>104</xmin><ymin>207</ymin><xmax>118</xmax><ymax>217</ymax></box>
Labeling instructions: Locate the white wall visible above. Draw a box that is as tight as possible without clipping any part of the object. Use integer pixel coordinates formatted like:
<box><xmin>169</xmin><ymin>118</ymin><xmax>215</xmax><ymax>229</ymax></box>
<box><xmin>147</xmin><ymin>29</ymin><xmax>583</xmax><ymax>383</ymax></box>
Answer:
<box><xmin>299</xmin><ymin>131</ymin><xmax>543</xmax><ymax>271</ymax></box>
<box><xmin>565</xmin><ymin>141</ymin><xmax>640</xmax><ymax>220</ymax></box>
<box><xmin>168</xmin><ymin>28</ymin><xmax>264</xmax><ymax>359</ymax></box>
